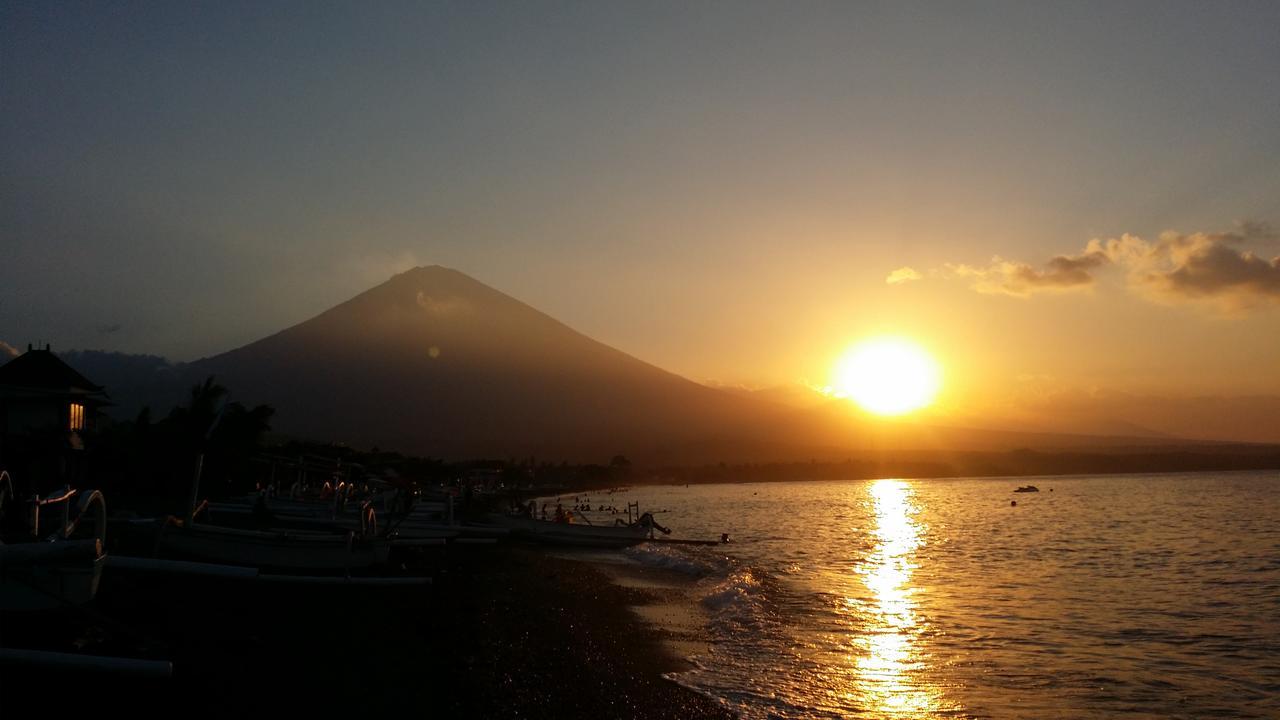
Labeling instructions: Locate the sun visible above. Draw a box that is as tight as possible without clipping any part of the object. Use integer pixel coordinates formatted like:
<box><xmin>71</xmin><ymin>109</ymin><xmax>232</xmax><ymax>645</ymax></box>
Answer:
<box><xmin>832</xmin><ymin>338</ymin><xmax>941</xmax><ymax>416</ymax></box>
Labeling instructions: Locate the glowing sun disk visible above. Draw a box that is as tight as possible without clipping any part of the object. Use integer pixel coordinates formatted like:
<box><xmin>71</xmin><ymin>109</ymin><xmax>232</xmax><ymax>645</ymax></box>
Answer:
<box><xmin>833</xmin><ymin>338</ymin><xmax>941</xmax><ymax>415</ymax></box>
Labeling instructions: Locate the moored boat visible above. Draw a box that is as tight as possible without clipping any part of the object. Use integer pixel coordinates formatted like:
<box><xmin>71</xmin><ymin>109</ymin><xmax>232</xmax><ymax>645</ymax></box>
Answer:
<box><xmin>0</xmin><ymin>473</ymin><xmax>108</xmax><ymax>611</ymax></box>
<box><xmin>206</xmin><ymin>497</ymin><xmax>507</xmax><ymax>541</ymax></box>
<box><xmin>484</xmin><ymin>512</ymin><xmax>660</xmax><ymax>548</ymax></box>
<box><xmin>156</xmin><ymin>521</ymin><xmax>390</xmax><ymax>570</ymax></box>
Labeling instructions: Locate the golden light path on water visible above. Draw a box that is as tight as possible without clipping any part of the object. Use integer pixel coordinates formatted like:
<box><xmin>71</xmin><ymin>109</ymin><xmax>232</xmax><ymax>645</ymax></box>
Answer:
<box><xmin>850</xmin><ymin>479</ymin><xmax>946</xmax><ymax>717</ymax></box>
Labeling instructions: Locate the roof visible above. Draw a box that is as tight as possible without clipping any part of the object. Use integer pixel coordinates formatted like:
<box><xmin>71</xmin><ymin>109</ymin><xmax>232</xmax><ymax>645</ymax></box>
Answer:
<box><xmin>0</xmin><ymin>348</ymin><xmax>107</xmax><ymax>397</ymax></box>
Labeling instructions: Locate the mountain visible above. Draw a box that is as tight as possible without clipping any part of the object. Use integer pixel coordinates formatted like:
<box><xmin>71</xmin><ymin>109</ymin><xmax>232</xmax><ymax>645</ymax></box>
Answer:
<box><xmin>187</xmin><ymin>266</ymin><xmax>768</xmax><ymax>461</ymax></box>
<box><xmin>1005</xmin><ymin>392</ymin><xmax>1280</xmax><ymax>445</ymax></box>
<box><xmin>63</xmin><ymin>266</ymin><xmax>1270</xmax><ymax>464</ymax></box>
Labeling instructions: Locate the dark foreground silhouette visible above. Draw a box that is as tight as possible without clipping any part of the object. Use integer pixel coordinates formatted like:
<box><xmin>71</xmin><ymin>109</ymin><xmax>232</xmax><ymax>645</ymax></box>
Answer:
<box><xmin>2</xmin><ymin>547</ymin><xmax>735</xmax><ymax>719</ymax></box>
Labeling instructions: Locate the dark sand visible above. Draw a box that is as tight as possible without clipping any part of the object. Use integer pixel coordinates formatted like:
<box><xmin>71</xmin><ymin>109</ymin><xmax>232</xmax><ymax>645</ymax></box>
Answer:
<box><xmin>1</xmin><ymin>546</ymin><xmax>734</xmax><ymax>719</ymax></box>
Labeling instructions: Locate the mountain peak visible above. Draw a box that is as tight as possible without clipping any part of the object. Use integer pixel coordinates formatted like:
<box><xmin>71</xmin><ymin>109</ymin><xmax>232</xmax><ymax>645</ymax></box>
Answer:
<box><xmin>187</xmin><ymin>259</ymin><xmax>763</xmax><ymax>460</ymax></box>
<box><xmin>374</xmin><ymin>265</ymin><xmax>509</xmax><ymax>305</ymax></box>
<box><xmin>390</xmin><ymin>264</ymin><xmax>463</xmax><ymax>280</ymax></box>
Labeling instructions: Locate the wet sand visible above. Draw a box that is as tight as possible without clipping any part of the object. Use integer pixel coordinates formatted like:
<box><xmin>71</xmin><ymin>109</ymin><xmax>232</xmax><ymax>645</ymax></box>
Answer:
<box><xmin>1</xmin><ymin>546</ymin><xmax>734</xmax><ymax>719</ymax></box>
<box><xmin>423</xmin><ymin>547</ymin><xmax>732</xmax><ymax>719</ymax></box>
<box><xmin>560</xmin><ymin>548</ymin><xmax>717</xmax><ymax>672</ymax></box>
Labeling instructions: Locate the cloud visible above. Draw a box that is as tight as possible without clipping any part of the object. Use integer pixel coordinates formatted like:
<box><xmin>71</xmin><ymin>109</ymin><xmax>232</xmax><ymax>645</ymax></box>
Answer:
<box><xmin>1152</xmin><ymin>243</ymin><xmax>1280</xmax><ymax>308</ymax></box>
<box><xmin>885</xmin><ymin>266</ymin><xmax>923</xmax><ymax>285</ymax></box>
<box><xmin>942</xmin><ymin>250</ymin><xmax>1109</xmax><ymax>297</ymax></box>
<box><xmin>349</xmin><ymin>250</ymin><xmax>422</xmax><ymax>289</ymax></box>
<box><xmin>1086</xmin><ymin>223</ymin><xmax>1280</xmax><ymax>310</ymax></box>
<box><xmin>932</xmin><ymin>221</ymin><xmax>1280</xmax><ymax>310</ymax></box>
<box><xmin>0</xmin><ymin>341</ymin><xmax>19</xmax><ymax>358</ymax></box>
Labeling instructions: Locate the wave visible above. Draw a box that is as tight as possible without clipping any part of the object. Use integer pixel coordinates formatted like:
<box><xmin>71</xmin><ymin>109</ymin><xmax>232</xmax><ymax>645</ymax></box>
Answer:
<box><xmin>700</xmin><ymin>566</ymin><xmax>778</xmax><ymax>634</ymax></box>
<box><xmin>622</xmin><ymin>542</ymin><xmax>727</xmax><ymax>577</ymax></box>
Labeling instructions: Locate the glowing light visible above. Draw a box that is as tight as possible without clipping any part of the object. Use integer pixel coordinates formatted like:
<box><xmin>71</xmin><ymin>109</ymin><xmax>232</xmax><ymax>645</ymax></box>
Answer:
<box><xmin>832</xmin><ymin>338</ymin><xmax>941</xmax><ymax>415</ymax></box>
<box><xmin>850</xmin><ymin>479</ymin><xmax>946</xmax><ymax>716</ymax></box>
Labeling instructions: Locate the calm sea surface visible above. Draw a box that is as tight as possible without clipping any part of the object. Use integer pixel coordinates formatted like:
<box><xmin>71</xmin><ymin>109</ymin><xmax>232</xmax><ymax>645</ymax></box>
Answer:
<box><xmin>599</xmin><ymin>472</ymin><xmax>1280</xmax><ymax>719</ymax></box>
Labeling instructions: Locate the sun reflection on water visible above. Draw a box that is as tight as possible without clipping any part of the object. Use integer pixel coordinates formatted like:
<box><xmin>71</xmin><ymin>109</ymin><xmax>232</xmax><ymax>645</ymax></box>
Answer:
<box><xmin>849</xmin><ymin>479</ymin><xmax>947</xmax><ymax>717</ymax></box>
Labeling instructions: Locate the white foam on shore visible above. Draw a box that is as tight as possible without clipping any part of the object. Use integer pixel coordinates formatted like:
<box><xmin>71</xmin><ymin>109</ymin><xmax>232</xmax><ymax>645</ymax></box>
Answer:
<box><xmin>555</xmin><ymin>543</ymin><xmax>770</xmax><ymax>713</ymax></box>
<box><xmin>700</xmin><ymin>566</ymin><xmax>773</xmax><ymax>632</ymax></box>
<box><xmin>662</xmin><ymin>656</ymin><xmax>742</xmax><ymax>716</ymax></box>
<box><xmin>562</xmin><ymin>545</ymin><xmax>719</xmax><ymax>664</ymax></box>
<box><xmin>622</xmin><ymin>541</ymin><xmax>727</xmax><ymax>577</ymax></box>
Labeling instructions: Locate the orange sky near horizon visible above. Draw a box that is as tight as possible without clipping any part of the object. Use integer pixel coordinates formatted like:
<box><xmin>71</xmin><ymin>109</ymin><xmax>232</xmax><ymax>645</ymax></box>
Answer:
<box><xmin>3</xmin><ymin>4</ymin><xmax>1277</xmax><ymax>443</ymax></box>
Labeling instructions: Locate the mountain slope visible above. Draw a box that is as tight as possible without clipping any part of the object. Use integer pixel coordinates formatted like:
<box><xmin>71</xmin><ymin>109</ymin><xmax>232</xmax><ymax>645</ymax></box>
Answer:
<box><xmin>176</xmin><ymin>266</ymin><xmax>1247</xmax><ymax>463</ymax></box>
<box><xmin>190</xmin><ymin>266</ymin><xmax>766</xmax><ymax>460</ymax></box>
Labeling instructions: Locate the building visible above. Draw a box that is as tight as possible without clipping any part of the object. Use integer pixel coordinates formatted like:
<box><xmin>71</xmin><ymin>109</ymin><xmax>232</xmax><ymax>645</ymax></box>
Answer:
<box><xmin>0</xmin><ymin>345</ymin><xmax>111</xmax><ymax>493</ymax></box>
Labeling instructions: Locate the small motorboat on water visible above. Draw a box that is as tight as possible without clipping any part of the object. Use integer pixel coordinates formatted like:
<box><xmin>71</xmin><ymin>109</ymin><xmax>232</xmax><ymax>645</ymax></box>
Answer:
<box><xmin>1013</xmin><ymin>485</ymin><xmax>1040</xmax><ymax>493</ymax></box>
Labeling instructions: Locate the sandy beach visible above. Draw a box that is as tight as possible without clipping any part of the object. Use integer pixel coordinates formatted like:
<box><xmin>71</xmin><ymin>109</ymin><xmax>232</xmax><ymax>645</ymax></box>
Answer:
<box><xmin>2</xmin><ymin>545</ymin><xmax>734</xmax><ymax>719</ymax></box>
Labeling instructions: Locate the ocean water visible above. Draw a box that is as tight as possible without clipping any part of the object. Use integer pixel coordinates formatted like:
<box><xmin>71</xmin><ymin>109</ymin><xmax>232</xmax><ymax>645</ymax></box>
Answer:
<box><xmin>598</xmin><ymin>472</ymin><xmax>1280</xmax><ymax>719</ymax></box>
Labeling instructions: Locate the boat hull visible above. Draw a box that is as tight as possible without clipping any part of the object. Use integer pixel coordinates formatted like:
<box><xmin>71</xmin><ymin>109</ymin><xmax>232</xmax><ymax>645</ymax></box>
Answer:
<box><xmin>160</xmin><ymin>524</ymin><xmax>389</xmax><ymax>571</ymax></box>
<box><xmin>485</xmin><ymin>515</ymin><xmax>651</xmax><ymax>548</ymax></box>
<box><xmin>0</xmin><ymin>541</ymin><xmax>105</xmax><ymax>611</ymax></box>
<box><xmin>0</xmin><ymin>558</ymin><xmax>105</xmax><ymax>611</ymax></box>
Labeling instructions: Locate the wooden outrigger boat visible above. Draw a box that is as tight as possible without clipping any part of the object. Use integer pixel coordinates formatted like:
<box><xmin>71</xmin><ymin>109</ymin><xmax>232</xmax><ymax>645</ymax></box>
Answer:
<box><xmin>155</xmin><ymin>520</ymin><xmax>391</xmax><ymax>571</ymax></box>
<box><xmin>206</xmin><ymin>494</ymin><xmax>509</xmax><ymax>542</ymax></box>
<box><xmin>485</xmin><ymin>503</ymin><xmax>668</xmax><ymax>548</ymax></box>
<box><xmin>136</xmin><ymin>410</ymin><xmax>393</xmax><ymax>571</ymax></box>
<box><xmin>0</xmin><ymin>472</ymin><xmax>108</xmax><ymax>611</ymax></box>
<box><xmin>484</xmin><ymin>514</ymin><xmax>654</xmax><ymax>547</ymax></box>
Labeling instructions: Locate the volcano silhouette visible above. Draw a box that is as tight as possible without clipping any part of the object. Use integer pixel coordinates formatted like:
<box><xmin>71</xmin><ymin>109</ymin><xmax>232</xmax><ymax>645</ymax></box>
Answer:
<box><xmin>183</xmin><ymin>266</ymin><xmax>1211</xmax><ymax>463</ymax></box>
<box><xmin>190</xmin><ymin>266</ymin><xmax>764</xmax><ymax>460</ymax></box>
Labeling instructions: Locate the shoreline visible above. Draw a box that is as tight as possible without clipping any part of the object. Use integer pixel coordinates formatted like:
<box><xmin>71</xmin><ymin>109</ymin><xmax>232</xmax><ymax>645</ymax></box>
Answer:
<box><xmin>422</xmin><ymin>546</ymin><xmax>734</xmax><ymax>719</ymax></box>
<box><xmin>3</xmin><ymin>544</ymin><xmax>735</xmax><ymax>719</ymax></box>
<box><xmin>548</xmin><ymin>546</ymin><xmax>719</xmax><ymax>673</ymax></box>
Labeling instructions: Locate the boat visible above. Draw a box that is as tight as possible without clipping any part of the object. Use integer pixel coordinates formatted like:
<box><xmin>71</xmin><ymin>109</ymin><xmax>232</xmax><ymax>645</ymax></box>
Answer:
<box><xmin>144</xmin><ymin>426</ymin><xmax>391</xmax><ymax>571</ymax></box>
<box><xmin>484</xmin><ymin>514</ymin><xmax>654</xmax><ymax>547</ymax></box>
<box><xmin>484</xmin><ymin>506</ymin><xmax>668</xmax><ymax>548</ymax></box>
<box><xmin>205</xmin><ymin>496</ymin><xmax>508</xmax><ymax>541</ymax></box>
<box><xmin>0</xmin><ymin>473</ymin><xmax>108</xmax><ymax>611</ymax></box>
<box><xmin>1013</xmin><ymin>485</ymin><xmax>1040</xmax><ymax>493</ymax></box>
<box><xmin>154</xmin><ymin>519</ymin><xmax>391</xmax><ymax>571</ymax></box>
<box><xmin>124</xmin><ymin>495</ymin><xmax>391</xmax><ymax>571</ymax></box>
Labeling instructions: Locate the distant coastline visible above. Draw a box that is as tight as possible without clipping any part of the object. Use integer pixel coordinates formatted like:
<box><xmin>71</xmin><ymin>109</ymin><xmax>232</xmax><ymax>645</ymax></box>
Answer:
<box><xmin>642</xmin><ymin>447</ymin><xmax>1280</xmax><ymax>487</ymax></box>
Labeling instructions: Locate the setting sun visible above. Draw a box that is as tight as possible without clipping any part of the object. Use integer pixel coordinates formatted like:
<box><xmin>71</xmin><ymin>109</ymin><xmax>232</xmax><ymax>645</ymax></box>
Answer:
<box><xmin>833</xmin><ymin>338</ymin><xmax>942</xmax><ymax>416</ymax></box>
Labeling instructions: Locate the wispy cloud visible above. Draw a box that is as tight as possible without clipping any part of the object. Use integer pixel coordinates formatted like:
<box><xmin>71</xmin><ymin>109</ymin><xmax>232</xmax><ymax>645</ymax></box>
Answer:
<box><xmin>0</xmin><ymin>341</ymin><xmax>19</xmax><ymax>358</ymax></box>
<box><xmin>885</xmin><ymin>266</ymin><xmax>923</xmax><ymax>285</ymax></box>
<box><xmin>942</xmin><ymin>250</ymin><xmax>1110</xmax><ymax>297</ymax></box>
<box><xmin>917</xmin><ymin>221</ymin><xmax>1280</xmax><ymax>310</ymax></box>
<box><xmin>348</xmin><ymin>249</ymin><xmax>422</xmax><ymax>289</ymax></box>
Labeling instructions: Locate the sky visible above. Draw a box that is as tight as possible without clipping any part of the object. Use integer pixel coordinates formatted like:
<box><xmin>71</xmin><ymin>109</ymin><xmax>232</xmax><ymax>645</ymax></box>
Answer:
<box><xmin>3</xmin><ymin>1</ymin><xmax>1279</xmax><ymax>418</ymax></box>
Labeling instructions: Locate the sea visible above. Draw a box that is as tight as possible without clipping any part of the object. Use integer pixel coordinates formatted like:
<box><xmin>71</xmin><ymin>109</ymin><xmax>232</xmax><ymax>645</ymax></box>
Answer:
<box><xmin>579</xmin><ymin>471</ymin><xmax>1280</xmax><ymax>719</ymax></box>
